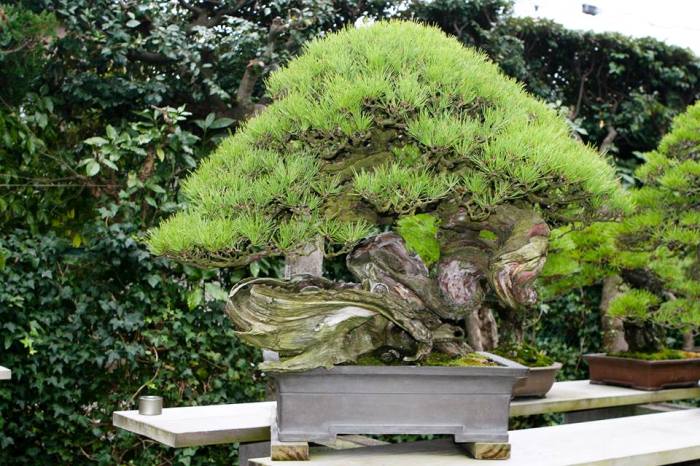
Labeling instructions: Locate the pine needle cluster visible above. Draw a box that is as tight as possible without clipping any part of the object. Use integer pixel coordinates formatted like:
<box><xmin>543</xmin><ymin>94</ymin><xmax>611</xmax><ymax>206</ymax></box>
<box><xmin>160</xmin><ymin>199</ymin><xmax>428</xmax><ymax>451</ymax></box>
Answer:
<box><xmin>147</xmin><ymin>21</ymin><xmax>626</xmax><ymax>268</ymax></box>
<box><xmin>540</xmin><ymin>102</ymin><xmax>700</xmax><ymax>330</ymax></box>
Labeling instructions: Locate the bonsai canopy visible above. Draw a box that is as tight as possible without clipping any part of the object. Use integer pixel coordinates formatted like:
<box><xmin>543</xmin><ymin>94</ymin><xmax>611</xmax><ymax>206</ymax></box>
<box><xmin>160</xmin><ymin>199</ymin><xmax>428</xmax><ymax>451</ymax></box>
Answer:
<box><xmin>147</xmin><ymin>21</ymin><xmax>627</xmax><ymax>373</ymax></box>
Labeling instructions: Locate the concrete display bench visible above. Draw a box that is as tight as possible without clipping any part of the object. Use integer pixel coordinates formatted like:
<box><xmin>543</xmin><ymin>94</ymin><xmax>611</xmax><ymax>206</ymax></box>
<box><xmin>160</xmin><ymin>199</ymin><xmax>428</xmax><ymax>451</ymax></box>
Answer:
<box><xmin>248</xmin><ymin>409</ymin><xmax>700</xmax><ymax>466</ymax></box>
<box><xmin>113</xmin><ymin>381</ymin><xmax>700</xmax><ymax>447</ymax></box>
<box><xmin>0</xmin><ymin>366</ymin><xmax>10</xmax><ymax>381</ymax></box>
<box><xmin>113</xmin><ymin>380</ymin><xmax>700</xmax><ymax>463</ymax></box>
<box><xmin>508</xmin><ymin>379</ymin><xmax>700</xmax><ymax>416</ymax></box>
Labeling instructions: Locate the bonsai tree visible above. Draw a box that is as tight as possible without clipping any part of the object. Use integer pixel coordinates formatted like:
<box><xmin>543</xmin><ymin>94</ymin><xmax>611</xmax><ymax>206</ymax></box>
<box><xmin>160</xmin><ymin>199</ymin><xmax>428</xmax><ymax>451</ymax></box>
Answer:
<box><xmin>540</xmin><ymin>101</ymin><xmax>700</xmax><ymax>354</ymax></box>
<box><xmin>147</xmin><ymin>21</ymin><xmax>626</xmax><ymax>372</ymax></box>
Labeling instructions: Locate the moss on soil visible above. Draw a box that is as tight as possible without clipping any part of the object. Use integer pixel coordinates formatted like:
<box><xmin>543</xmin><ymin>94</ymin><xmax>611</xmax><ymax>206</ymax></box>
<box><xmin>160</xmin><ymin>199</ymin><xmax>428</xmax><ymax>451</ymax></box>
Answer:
<box><xmin>354</xmin><ymin>352</ymin><xmax>498</xmax><ymax>367</ymax></box>
<box><xmin>609</xmin><ymin>348</ymin><xmax>700</xmax><ymax>361</ymax></box>
<box><xmin>492</xmin><ymin>342</ymin><xmax>555</xmax><ymax>367</ymax></box>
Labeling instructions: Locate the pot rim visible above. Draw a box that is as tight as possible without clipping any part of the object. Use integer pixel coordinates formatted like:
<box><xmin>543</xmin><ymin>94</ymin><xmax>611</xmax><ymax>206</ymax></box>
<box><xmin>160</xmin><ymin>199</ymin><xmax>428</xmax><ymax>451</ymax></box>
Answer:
<box><xmin>584</xmin><ymin>352</ymin><xmax>700</xmax><ymax>365</ymax></box>
<box><xmin>270</xmin><ymin>351</ymin><xmax>528</xmax><ymax>376</ymax></box>
<box><xmin>525</xmin><ymin>361</ymin><xmax>563</xmax><ymax>372</ymax></box>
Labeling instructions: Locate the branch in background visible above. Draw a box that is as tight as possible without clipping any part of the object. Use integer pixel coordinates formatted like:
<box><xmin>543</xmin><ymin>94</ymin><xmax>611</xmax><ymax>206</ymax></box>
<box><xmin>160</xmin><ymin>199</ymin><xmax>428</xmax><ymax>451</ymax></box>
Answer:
<box><xmin>211</xmin><ymin>0</ymin><xmax>252</xmax><ymax>27</ymax></box>
<box><xmin>599</xmin><ymin>125</ymin><xmax>617</xmax><ymax>155</ymax></box>
<box><xmin>571</xmin><ymin>63</ymin><xmax>594</xmax><ymax>120</ymax></box>
<box><xmin>127</xmin><ymin>50</ymin><xmax>174</xmax><ymax>65</ymax></box>
<box><xmin>236</xmin><ymin>59</ymin><xmax>264</xmax><ymax>107</ymax></box>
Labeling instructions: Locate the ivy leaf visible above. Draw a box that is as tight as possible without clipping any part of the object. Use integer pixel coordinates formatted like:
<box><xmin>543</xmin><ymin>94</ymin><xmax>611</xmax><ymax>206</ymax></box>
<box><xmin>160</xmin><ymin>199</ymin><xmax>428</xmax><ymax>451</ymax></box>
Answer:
<box><xmin>187</xmin><ymin>288</ymin><xmax>203</xmax><ymax>310</ymax></box>
<box><xmin>126</xmin><ymin>19</ymin><xmax>140</xmax><ymax>28</ymax></box>
<box><xmin>84</xmin><ymin>137</ymin><xmax>108</xmax><ymax>146</ymax></box>
<box><xmin>205</xmin><ymin>283</ymin><xmax>229</xmax><ymax>301</ymax></box>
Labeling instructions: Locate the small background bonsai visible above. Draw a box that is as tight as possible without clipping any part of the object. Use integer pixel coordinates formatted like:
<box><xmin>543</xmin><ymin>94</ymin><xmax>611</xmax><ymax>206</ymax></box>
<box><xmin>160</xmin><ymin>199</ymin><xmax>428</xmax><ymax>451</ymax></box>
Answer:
<box><xmin>540</xmin><ymin>101</ymin><xmax>700</xmax><ymax>356</ymax></box>
<box><xmin>147</xmin><ymin>21</ymin><xmax>626</xmax><ymax>371</ymax></box>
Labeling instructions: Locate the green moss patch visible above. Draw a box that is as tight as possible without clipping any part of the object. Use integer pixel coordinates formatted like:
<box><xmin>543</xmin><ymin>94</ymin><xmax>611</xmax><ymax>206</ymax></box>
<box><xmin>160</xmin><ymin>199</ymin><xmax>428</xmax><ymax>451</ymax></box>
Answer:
<box><xmin>354</xmin><ymin>352</ymin><xmax>498</xmax><ymax>367</ymax></box>
<box><xmin>493</xmin><ymin>342</ymin><xmax>555</xmax><ymax>367</ymax></box>
<box><xmin>609</xmin><ymin>348</ymin><xmax>700</xmax><ymax>361</ymax></box>
<box><xmin>396</xmin><ymin>213</ymin><xmax>440</xmax><ymax>266</ymax></box>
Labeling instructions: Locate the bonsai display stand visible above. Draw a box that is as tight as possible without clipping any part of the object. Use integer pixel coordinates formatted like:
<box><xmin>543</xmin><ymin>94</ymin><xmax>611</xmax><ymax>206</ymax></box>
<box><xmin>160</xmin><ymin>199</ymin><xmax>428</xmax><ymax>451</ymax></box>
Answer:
<box><xmin>250</xmin><ymin>409</ymin><xmax>700</xmax><ymax>465</ymax></box>
<box><xmin>112</xmin><ymin>380</ymin><xmax>700</xmax><ymax>464</ymax></box>
<box><xmin>269</xmin><ymin>414</ymin><xmax>511</xmax><ymax>461</ymax></box>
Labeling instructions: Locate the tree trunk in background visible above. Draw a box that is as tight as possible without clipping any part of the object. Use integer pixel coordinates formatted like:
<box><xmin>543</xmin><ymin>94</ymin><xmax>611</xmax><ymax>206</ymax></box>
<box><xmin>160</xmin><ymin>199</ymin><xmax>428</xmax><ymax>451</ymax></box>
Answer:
<box><xmin>683</xmin><ymin>331</ymin><xmax>696</xmax><ymax>351</ymax></box>
<box><xmin>284</xmin><ymin>237</ymin><xmax>324</xmax><ymax>279</ymax></box>
<box><xmin>600</xmin><ymin>275</ymin><xmax>628</xmax><ymax>353</ymax></box>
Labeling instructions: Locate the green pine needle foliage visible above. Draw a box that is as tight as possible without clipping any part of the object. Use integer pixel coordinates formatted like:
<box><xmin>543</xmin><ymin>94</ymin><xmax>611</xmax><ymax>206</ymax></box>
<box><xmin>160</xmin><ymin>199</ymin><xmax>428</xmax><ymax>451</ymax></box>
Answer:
<box><xmin>608</xmin><ymin>289</ymin><xmax>660</xmax><ymax>321</ymax></box>
<box><xmin>541</xmin><ymin>101</ymin><xmax>700</xmax><ymax>329</ymax></box>
<box><xmin>147</xmin><ymin>21</ymin><xmax>627</xmax><ymax>267</ymax></box>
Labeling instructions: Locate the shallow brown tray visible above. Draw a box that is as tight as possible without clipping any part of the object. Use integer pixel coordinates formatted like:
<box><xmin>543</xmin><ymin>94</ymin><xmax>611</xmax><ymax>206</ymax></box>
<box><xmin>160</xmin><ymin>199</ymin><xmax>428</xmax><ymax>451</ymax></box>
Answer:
<box><xmin>512</xmin><ymin>362</ymin><xmax>563</xmax><ymax>398</ymax></box>
<box><xmin>584</xmin><ymin>353</ymin><xmax>700</xmax><ymax>391</ymax></box>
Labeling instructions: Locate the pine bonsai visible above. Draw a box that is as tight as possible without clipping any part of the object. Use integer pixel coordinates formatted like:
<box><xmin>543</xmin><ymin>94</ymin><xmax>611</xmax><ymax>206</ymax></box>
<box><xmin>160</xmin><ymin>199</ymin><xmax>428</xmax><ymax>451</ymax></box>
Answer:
<box><xmin>540</xmin><ymin>102</ymin><xmax>700</xmax><ymax>353</ymax></box>
<box><xmin>147</xmin><ymin>21</ymin><xmax>626</xmax><ymax>371</ymax></box>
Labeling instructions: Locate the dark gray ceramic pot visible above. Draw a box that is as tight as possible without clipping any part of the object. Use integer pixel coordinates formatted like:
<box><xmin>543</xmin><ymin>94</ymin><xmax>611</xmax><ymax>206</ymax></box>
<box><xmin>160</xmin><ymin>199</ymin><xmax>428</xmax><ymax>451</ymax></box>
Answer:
<box><xmin>272</xmin><ymin>352</ymin><xmax>527</xmax><ymax>444</ymax></box>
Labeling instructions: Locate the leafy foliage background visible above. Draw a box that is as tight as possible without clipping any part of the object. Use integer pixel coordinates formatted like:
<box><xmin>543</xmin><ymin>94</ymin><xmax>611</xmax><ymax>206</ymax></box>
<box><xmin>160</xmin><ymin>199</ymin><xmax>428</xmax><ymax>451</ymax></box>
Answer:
<box><xmin>1</xmin><ymin>0</ymin><xmax>699</xmax><ymax>464</ymax></box>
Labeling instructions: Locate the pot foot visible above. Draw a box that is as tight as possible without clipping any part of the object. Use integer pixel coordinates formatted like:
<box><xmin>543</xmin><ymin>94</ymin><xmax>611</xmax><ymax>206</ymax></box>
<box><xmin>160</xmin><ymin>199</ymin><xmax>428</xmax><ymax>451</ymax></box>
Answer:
<box><xmin>270</xmin><ymin>419</ymin><xmax>309</xmax><ymax>461</ymax></box>
<box><xmin>458</xmin><ymin>441</ymin><xmax>511</xmax><ymax>460</ymax></box>
<box><xmin>270</xmin><ymin>440</ymin><xmax>309</xmax><ymax>461</ymax></box>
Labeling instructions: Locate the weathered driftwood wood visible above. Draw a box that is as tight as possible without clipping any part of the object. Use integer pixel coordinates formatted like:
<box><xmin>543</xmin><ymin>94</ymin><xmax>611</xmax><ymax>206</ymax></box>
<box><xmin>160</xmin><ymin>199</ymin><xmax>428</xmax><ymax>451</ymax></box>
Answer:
<box><xmin>227</xmin><ymin>275</ymin><xmax>433</xmax><ymax>371</ymax></box>
<box><xmin>459</xmin><ymin>442</ymin><xmax>511</xmax><ymax>460</ymax></box>
<box><xmin>226</xmin><ymin>204</ymin><xmax>552</xmax><ymax>371</ymax></box>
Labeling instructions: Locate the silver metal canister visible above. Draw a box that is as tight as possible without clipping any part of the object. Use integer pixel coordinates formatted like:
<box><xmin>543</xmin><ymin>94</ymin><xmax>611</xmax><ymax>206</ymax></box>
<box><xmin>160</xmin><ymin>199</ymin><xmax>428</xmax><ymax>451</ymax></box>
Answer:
<box><xmin>138</xmin><ymin>395</ymin><xmax>163</xmax><ymax>415</ymax></box>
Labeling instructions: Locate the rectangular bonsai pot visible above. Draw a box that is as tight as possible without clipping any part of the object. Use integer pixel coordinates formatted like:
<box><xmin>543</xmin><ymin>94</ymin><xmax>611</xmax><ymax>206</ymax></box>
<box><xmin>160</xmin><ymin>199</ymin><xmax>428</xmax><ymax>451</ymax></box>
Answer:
<box><xmin>272</xmin><ymin>352</ymin><xmax>527</xmax><ymax>443</ymax></box>
<box><xmin>512</xmin><ymin>362</ymin><xmax>562</xmax><ymax>398</ymax></box>
<box><xmin>584</xmin><ymin>353</ymin><xmax>700</xmax><ymax>391</ymax></box>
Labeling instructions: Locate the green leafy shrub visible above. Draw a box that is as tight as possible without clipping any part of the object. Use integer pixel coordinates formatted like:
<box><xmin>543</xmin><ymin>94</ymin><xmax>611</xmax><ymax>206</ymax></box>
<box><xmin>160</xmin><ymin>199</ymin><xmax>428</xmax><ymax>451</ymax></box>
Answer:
<box><xmin>147</xmin><ymin>20</ymin><xmax>627</xmax><ymax>268</ymax></box>
<box><xmin>0</xmin><ymin>225</ymin><xmax>265</xmax><ymax>464</ymax></box>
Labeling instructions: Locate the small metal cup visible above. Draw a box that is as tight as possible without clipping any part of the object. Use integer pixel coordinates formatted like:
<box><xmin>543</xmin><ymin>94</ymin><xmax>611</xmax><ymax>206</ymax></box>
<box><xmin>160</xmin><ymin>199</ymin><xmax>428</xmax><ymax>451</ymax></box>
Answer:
<box><xmin>138</xmin><ymin>395</ymin><xmax>163</xmax><ymax>416</ymax></box>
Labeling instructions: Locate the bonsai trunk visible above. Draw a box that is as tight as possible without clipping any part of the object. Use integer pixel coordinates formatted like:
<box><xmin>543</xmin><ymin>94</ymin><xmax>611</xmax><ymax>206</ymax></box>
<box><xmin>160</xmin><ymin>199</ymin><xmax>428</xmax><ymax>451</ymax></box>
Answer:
<box><xmin>227</xmin><ymin>204</ymin><xmax>551</xmax><ymax>371</ymax></box>
<box><xmin>600</xmin><ymin>275</ymin><xmax>629</xmax><ymax>353</ymax></box>
<box><xmin>285</xmin><ymin>236</ymin><xmax>324</xmax><ymax>279</ymax></box>
<box><xmin>436</xmin><ymin>203</ymin><xmax>551</xmax><ymax>350</ymax></box>
<box><xmin>623</xmin><ymin>321</ymin><xmax>665</xmax><ymax>353</ymax></box>
<box><xmin>683</xmin><ymin>331</ymin><xmax>696</xmax><ymax>352</ymax></box>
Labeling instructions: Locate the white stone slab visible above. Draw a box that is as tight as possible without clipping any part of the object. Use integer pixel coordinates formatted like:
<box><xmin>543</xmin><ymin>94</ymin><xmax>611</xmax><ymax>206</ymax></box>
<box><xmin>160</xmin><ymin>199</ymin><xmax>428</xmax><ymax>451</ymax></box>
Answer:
<box><xmin>113</xmin><ymin>380</ymin><xmax>700</xmax><ymax>447</ymax></box>
<box><xmin>249</xmin><ymin>409</ymin><xmax>700</xmax><ymax>466</ymax></box>
<box><xmin>113</xmin><ymin>401</ymin><xmax>275</xmax><ymax>447</ymax></box>
<box><xmin>510</xmin><ymin>379</ymin><xmax>700</xmax><ymax>416</ymax></box>
<box><xmin>0</xmin><ymin>366</ymin><xmax>10</xmax><ymax>380</ymax></box>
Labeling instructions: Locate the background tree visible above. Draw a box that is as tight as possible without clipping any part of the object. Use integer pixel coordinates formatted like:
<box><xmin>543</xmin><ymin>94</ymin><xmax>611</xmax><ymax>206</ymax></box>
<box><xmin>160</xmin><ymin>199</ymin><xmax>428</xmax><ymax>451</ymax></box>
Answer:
<box><xmin>540</xmin><ymin>102</ymin><xmax>700</xmax><ymax>352</ymax></box>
